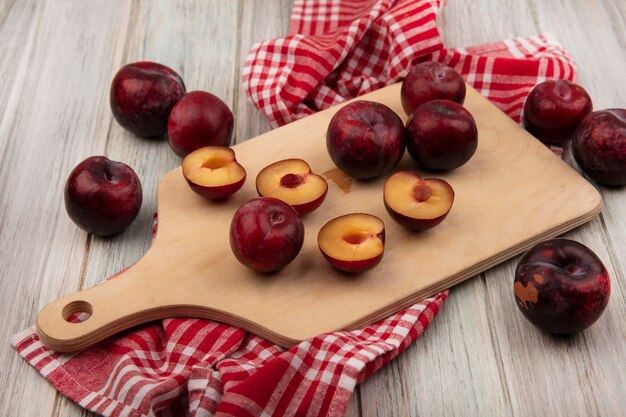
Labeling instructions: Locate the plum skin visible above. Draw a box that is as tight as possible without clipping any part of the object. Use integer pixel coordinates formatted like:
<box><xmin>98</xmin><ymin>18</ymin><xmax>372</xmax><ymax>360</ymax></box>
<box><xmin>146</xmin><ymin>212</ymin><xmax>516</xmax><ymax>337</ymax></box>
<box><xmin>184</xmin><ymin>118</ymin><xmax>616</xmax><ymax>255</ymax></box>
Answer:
<box><xmin>168</xmin><ymin>91</ymin><xmax>235</xmax><ymax>158</ymax></box>
<box><xmin>287</xmin><ymin>188</ymin><xmax>328</xmax><ymax>215</ymax></box>
<box><xmin>572</xmin><ymin>109</ymin><xmax>626</xmax><ymax>187</ymax></box>
<box><xmin>401</xmin><ymin>61</ymin><xmax>466</xmax><ymax>116</ymax></box>
<box><xmin>514</xmin><ymin>239</ymin><xmax>610</xmax><ymax>334</ymax></box>
<box><xmin>64</xmin><ymin>156</ymin><xmax>143</xmax><ymax>236</ymax></box>
<box><xmin>186</xmin><ymin>175</ymin><xmax>246</xmax><ymax>201</ymax></box>
<box><xmin>110</xmin><ymin>62</ymin><xmax>186</xmax><ymax>137</ymax></box>
<box><xmin>229</xmin><ymin>197</ymin><xmax>304</xmax><ymax>273</ymax></box>
<box><xmin>326</xmin><ymin>100</ymin><xmax>406</xmax><ymax>180</ymax></box>
<box><xmin>522</xmin><ymin>80</ymin><xmax>592</xmax><ymax>145</ymax></box>
<box><xmin>322</xmin><ymin>252</ymin><xmax>383</xmax><ymax>274</ymax></box>
<box><xmin>406</xmin><ymin>100</ymin><xmax>477</xmax><ymax>171</ymax></box>
<box><xmin>383</xmin><ymin>199</ymin><xmax>450</xmax><ymax>232</ymax></box>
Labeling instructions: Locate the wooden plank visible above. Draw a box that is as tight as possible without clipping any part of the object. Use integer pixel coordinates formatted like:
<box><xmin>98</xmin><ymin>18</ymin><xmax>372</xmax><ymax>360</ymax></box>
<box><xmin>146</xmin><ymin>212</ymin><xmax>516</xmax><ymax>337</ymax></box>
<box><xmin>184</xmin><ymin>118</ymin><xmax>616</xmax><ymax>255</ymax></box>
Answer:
<box><xmin>361</xmin><ymin>278</ymin><xmax>512</xmax><ymax>416</ymax></box>
<box><xmin>2</xmin><ymin>1</ymin><xmax>622</xmax><ymax>417</ymax></box>
<box><xmin>74</xmin><ymin>0</ymin><xmax>241</xmax><ymax>302</ymax></box>
<box><xmin>236</xmin><ymin>0</ymin><xmax>293</xmax><ymax>142</ymax></box>
<box><xmin>54</xmin><ymin>1</ymin><xmax>241</xmax><ymax>416</ymax></box>
<box><xmin>0</xmin><ymin>1</ymin><xmax>132</xmax><ymax>417</ymax></box>
<box><xmin>361</xmin><ymin>0</ymin><xmax>626</xmax><ymax>416</ymax></box>
<box><xmin>360</xmin><ymin>1</ymin><xmax>539</xmax><ymax>414</ymax></box>
<box><xmin>35</xmin><ymin>83</ymin><xmax>602</xmax><ymax>352</ymax></box>
<box><xmin>438</xmin><ymin>0</ymin><xmax>540</xmax><ymax>42</ymax></box>
<box><xmin>0</xmin><ymin>0</ymin><xmax>37</xmax><ymax>134</ymax></box>
<box><xmin>69</xmin><ymin>0</ymin><xmax>242</xmax><ymax>284</ymax></box>
<box><xmin>535</xmin><ymin>0</ymin><xmax>626</xmax><ymax>295</ymax></box>
<box><xmin>523</xmin><ymin>0</ymin><xmax>626</xmax><ymax>415</ymax></box>
<box><xmin>500</xmin><ymin>0</ymin><xmax>626</xmax><ymax>414</ymax></box>
<box><xmin>236</xmin><ymin>2</ymin><xmax>367</xmax><ymax>415</ymax></box>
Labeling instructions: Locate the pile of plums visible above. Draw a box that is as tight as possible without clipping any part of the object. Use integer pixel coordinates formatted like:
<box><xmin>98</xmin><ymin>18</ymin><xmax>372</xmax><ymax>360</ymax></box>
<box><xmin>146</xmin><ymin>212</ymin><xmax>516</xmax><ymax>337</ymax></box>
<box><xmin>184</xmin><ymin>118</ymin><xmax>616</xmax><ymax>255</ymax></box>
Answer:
<box><xmin>63</xmin><ymin>59</ymin><xmax>618</xmax><ymax>334</ymax></box>
<box><xmin>65</xmin><ymin>61</ymin><xmax>235</xmax><ymax>237</ymax></box>
<box><xmin>64</xmin><ymin>60</ymin><xmax>478</xmax><ymax>275</ymax></box>
<box><xmin>523</xmin><ymin>79</ymin><xmax>625</xmax><ymax>186</ymax></box>
<box><xmin>517</xmin><ymin>79</ymin><xmax>621</xmax><ymax>334</ymax></box>
<box><xmin>183</xmin><ymin>61</ymin><xmax>478</xmax><ymax>274</ymax></box>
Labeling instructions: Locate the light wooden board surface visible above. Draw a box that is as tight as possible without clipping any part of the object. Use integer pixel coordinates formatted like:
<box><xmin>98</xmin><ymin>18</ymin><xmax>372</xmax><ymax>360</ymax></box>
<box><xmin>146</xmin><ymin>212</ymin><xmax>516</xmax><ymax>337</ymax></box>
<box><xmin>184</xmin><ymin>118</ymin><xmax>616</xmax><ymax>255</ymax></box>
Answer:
<box><xmin>35</xmin><ymin>83</ymin><xmax>603</xmax><ymax>352</ymax></box>
<box><xmin>0</xmin><ymin>0</ymin><xmax>623</xmax><ymax>416</ymax></box>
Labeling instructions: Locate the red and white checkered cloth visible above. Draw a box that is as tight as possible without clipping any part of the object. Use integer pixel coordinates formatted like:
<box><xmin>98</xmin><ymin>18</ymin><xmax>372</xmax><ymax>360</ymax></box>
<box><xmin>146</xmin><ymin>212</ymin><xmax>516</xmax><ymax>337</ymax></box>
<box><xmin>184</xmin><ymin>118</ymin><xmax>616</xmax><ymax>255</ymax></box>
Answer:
<box><xmin>13</xmin><ymin>214</ymin><xmax>447</xmax><ymax>417</ymax></box>
<box><xmin>14</xmin><ymin>1</ymin><xmax>576</xmax><ymax>416</ymax></box>
<box><xmin>243</xmin><ymin>0</ymin><xmax>575</xmax><ymax>126</ymax></box>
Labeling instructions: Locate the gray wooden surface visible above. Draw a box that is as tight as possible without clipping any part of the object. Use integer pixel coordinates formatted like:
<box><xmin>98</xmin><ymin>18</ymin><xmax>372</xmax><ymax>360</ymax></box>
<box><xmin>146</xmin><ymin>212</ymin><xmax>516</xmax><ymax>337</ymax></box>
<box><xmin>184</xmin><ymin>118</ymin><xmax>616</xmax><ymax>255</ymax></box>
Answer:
<box><xmin>0</xmin><ymin>1</ymin><xmax>624</xmax><ymax>416</ymax></box>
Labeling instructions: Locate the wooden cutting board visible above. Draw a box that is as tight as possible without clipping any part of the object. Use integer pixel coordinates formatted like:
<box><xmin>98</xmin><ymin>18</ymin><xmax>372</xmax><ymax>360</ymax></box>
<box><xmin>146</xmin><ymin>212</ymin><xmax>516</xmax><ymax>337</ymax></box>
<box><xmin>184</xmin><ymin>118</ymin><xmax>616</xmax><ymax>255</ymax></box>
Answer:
<box><xmin>36</xmin><ymin>84</ymin><xmax>602</xmax><ymax>352</ymax></box>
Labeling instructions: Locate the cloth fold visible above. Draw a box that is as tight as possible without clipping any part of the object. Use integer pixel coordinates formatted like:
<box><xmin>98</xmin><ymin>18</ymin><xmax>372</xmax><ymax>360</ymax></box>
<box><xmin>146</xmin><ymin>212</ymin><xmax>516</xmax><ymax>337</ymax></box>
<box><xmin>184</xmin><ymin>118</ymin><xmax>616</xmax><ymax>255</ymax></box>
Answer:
<box><xmin>243</xmin><ymin>0</ymin><xmax>574</xmax><ymax>126</ymax></box>
<box><xmin>15</xmin><ymin>1</ymin><xmax>576</xmax><ymax>416</ymax></box>
<box><xmin>13</xmin><ymin>215</ymin><xmax>447</xmax><ymax>417</ymax></box>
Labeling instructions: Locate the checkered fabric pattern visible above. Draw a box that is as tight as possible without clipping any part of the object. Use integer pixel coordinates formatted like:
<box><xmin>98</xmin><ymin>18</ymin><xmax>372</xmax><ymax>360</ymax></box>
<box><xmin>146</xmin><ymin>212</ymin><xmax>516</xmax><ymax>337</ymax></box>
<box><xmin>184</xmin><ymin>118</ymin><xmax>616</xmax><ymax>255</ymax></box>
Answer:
<box><xmin>14</xmin><ymin>0</ymin><xmax>578</xmax><ymax>416</ymax></box>
<box><xmin>13</xmin><ymin>214</ymin><xmax>447</xmax><ymax>417</ymax></box>
<box><xmin>243</xmin><ymin>0</ymin><xmax>575</xmax><ymax>127</ymax></box>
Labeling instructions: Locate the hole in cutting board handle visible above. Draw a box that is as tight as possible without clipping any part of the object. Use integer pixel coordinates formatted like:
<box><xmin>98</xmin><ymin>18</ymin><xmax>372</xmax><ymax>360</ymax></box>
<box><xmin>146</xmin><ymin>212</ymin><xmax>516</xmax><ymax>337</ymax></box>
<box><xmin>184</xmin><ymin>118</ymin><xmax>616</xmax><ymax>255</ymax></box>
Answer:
<box><xmin>62</xmin><ymin>300</ymin><xmax>93</xmax><ymax>323</ymax></box>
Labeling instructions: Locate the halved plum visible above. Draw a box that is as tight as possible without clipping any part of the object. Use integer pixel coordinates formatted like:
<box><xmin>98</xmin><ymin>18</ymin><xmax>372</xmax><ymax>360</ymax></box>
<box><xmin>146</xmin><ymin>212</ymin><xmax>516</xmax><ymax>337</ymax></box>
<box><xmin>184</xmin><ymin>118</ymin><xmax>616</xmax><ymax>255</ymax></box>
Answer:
<box><xmin>182</xmin><ymin>146</ymin><xmax>246</xmax><ymax>200</ymax></box>
<box><xmin>318</xmin><ymin>213</ymin><xmax>385</xmax><ymax>273</ymax></box>
<box><xmin>256</xmin><ymin>159</ymin><xmax>328</xmax><ymax>215</ymax></box>
<box><xmin>384</xmin><ymin>170</ymin><xmax>454</xmax><ymax>231</ymax></box>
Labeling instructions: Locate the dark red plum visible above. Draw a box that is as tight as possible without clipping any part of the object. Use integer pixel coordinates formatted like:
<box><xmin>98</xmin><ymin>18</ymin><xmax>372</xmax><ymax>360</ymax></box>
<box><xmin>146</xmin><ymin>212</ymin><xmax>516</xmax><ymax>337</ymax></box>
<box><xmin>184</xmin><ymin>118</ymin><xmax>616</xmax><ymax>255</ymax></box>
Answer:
<box><xmin>406</xmin><ymin>100</ymin><xmax>477</xmax><ymax>171</ymax></box>
<box><xmin>523</xmin><ymin>80</ymin><xmax>592</xmax><ymax>145</ymax></box>
<box><xmin>110</xmin><ymin>62</ymin><xmax>186</xmax><ymax>137</ymax></box>
<box><xmin>572</xmin><ymin>109</ymin><xmax>626</xmax><ymax>186</ymax></box>
<box><xmin>167</xmin><ymin>91</ymin><xmax>234</xmax><ymax>158</ymax></box>
<box><xmin>64</xmin><ymin>156</ymin><xmax>143</xmax><ymax>236</ymax></box>
<box><xmin>326</xmin><ymin>100</ymin><xmax>406</xmax><ymax>180</ymax></box>
<box><xmin>514</xmin><ymin>239</ymin><xmax>610</xmax><ymax>334</ymax></box>
<box><xmin>401</xmin><ymin>61</ymin><xmax>466</xmax><ymax>116</ymax></box>
<box><xmin>230</xmin><ymin>198</ymin><xmax>304</xmax><ymax>273</ymax></box>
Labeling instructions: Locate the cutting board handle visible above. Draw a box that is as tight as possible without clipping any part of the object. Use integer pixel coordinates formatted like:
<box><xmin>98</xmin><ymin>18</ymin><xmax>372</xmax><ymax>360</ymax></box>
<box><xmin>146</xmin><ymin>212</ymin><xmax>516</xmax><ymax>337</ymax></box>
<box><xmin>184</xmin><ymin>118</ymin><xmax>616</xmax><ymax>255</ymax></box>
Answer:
<box><xmin>36</xmin><ymin>260</ymin><xmax>162</xmax><ymax>352</ymax></box>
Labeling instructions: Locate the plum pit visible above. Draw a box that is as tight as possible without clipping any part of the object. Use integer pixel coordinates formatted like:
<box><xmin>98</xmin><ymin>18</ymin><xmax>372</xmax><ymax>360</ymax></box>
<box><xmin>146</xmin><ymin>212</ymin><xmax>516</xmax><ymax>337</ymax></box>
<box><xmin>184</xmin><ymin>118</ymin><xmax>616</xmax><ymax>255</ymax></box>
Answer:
<box><xmin>343</xmin><ymin>232</ymin><xmax>368</xmax><ymax>245</ymax></box>
<box><xmin>280</xmin><ymin>173</ymin><xmax>306</xmax><ymax>188</ymax></box>
<box><xmin>412</xmin><ymin>183</ymin><xmax>432</xmax><ymax>202</ymax></box>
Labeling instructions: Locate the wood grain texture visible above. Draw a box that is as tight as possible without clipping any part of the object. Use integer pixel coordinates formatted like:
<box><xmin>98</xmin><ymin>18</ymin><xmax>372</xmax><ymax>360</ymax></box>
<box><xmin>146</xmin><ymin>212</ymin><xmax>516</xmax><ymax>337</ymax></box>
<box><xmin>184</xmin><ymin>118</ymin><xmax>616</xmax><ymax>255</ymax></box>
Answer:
<box><xmin>235</xmin><ymin>2</ymin><xmax>362</xmax><ymax>414</ymax></box>
<box><xmin>361</xmin><ymin>276</ymin><xmax>514</xmax><ymax>417</ymax></box>
<box><xmin>36</xmin><ymin>83</ymin><xmax>601</xmax><ymax>352</ymax></box>
<box><xmin>0</xmin><ymin>2</ymin><xmax>133</xmax><ymax>417</ymax></box>
<box><xmin>360</xmin><ymin>0</ymin><xmax>626</xmax><ymax>416</ymax></box>
<box><xmin>236</xmin><ymin>0</ymin><xmax>293</xmax><ymax>142</ymax></box>
<box><xmin>52</xmin><ymin>1</ymin><xmax>241</xmax><ymax>416</ymax></box>
<box><xmin>0</xmin><ymin>0</ymin><xmax>623</xmax><ymax>416</ymax></box>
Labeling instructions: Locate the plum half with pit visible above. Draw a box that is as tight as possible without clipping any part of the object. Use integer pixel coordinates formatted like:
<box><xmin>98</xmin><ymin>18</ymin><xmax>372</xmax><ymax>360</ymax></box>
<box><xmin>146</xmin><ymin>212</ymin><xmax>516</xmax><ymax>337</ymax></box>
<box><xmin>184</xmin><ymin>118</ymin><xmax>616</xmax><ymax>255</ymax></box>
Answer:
<box><xmin>383</xmin><ymin>171</ymin><xmax>454</xmax><ymax>231</ymax></box>
<box><xmin>256</xmin><ymin>159</ymin><xmax>328</xmax><ymax>215</ymax></box>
